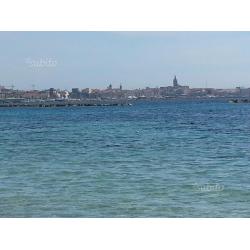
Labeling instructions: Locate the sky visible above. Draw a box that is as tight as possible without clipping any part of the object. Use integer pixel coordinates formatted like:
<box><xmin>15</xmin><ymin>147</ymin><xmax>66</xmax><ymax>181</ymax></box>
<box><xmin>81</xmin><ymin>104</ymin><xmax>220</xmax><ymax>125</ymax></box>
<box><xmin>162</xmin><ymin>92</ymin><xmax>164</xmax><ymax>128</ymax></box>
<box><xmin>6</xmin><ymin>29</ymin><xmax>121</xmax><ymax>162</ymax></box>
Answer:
<box><xmin>0</xmin><ymin>31</ymin><xmax>250</xmax><ymax>90</ymax></box>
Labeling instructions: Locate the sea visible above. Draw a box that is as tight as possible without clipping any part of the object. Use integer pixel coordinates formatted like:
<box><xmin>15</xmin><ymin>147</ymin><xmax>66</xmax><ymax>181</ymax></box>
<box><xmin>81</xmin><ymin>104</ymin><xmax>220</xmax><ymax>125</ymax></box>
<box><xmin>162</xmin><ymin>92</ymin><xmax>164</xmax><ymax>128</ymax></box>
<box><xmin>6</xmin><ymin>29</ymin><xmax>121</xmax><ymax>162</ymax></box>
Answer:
<box><xmin>0</xmin><ymin>99</ymin><xmax>250</xmax><ymax>217</ymax></box>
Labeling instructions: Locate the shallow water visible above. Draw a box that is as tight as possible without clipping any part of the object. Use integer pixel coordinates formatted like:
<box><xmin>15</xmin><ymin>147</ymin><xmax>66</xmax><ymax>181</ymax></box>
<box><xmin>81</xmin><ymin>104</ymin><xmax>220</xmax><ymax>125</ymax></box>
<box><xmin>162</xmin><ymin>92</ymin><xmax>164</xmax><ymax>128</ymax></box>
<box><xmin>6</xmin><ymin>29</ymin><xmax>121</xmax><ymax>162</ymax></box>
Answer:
<box><xmin>0</xmin><ymin>100</ymin><xmax>250</xmax><ymax>217</ymax></box>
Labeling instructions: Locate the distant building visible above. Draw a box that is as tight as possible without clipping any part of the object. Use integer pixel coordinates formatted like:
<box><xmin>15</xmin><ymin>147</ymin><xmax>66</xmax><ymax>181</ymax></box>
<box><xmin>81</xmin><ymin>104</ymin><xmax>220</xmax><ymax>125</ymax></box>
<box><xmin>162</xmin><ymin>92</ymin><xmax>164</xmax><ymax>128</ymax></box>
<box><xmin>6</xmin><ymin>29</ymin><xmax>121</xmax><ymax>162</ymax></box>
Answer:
<box><xmin>236</xmin><ymin>87</ymin><xmax>250</xmax><ymax>97</ymax></box>
<box><xmin>49</xmin><ymin>88</ymin><xmax>57</xmax><ymax>98</ymax></box>
<box><xmin>173</xmin><ymin>75</ymin><xmax>179</xmax><ymax>88</ymax></box>
<box><xmin>72</xmin><ymin>88</ymin><xmax>80</xmax><ymax>93</ymax></box>
<box><xmin>82</xmin><ymin>88</ymin><xmax>91</xmax><ymax>94</ymax></box>
<box><xmin>82</xmin><ymin>88</ymin><xmax>92</xmax><ymax>98</ymax></box>
<box><xmin>71</xmin><ymin>88</ymin><xmax>81</xmax><ymax>98</ymax></box>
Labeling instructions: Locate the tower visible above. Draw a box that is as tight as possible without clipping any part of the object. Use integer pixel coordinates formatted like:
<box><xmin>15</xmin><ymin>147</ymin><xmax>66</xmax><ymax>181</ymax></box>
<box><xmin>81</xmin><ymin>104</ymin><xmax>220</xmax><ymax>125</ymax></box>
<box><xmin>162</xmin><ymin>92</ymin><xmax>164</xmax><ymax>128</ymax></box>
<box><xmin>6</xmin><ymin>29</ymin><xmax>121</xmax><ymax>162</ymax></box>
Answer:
<box><xmin>173</xmin><ymin>75</ymin><xmax>179</xmax><ymax>88</ymax></box>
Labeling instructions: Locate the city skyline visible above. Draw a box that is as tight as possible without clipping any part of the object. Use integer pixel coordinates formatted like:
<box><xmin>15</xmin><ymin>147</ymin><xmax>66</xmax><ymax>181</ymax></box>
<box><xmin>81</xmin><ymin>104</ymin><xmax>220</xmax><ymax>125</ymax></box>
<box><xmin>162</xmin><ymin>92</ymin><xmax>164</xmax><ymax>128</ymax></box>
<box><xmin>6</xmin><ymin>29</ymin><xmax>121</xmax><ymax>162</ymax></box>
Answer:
<box><xmin>1</xmin><ymin>32</ymin><xmax>250</xmax><ymax>90</ymax></box>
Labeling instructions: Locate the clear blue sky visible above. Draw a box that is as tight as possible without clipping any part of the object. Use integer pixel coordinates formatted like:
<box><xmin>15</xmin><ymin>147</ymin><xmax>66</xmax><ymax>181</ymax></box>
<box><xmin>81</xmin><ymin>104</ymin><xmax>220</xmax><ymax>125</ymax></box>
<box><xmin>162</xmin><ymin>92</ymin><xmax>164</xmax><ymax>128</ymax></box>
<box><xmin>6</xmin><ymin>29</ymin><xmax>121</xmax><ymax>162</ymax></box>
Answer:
<box><xmin>0</xmin><ymin>32</ymin><xmax>250</xmax><ymax>90</ymax></box>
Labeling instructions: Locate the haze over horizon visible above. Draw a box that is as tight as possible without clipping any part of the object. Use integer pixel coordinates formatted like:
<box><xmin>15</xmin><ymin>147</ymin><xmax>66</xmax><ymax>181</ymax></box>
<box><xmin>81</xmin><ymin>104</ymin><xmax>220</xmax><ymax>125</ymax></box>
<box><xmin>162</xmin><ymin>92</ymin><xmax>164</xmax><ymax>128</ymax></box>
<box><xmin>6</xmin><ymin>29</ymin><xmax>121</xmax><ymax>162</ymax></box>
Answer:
<box><xmin>1</xmin><ymin>31</ymin><xmax>250</xmax><ymax>90</ymax></box>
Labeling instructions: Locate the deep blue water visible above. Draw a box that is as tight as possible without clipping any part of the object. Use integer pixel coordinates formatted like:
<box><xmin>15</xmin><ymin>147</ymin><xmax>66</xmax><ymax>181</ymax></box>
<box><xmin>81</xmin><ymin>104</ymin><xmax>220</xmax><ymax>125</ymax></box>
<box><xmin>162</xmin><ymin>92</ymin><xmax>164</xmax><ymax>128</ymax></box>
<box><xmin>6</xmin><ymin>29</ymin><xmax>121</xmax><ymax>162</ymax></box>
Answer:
<box><xmin>0</xmin><ymin>100</ymin><xmax>250</xmax><ymax>217</ymax></box>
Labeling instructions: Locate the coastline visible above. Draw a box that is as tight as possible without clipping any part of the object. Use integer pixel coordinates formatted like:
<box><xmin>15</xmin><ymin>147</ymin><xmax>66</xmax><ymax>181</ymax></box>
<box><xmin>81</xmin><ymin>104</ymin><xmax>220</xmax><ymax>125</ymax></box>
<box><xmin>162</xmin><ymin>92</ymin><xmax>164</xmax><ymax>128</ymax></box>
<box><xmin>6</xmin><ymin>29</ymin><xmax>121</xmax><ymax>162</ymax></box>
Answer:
<box><xmin>0</xmin><ymin>96</ymin><xmax>248</xmax><ymax>108</ymax></box>
<box><xmin>0</xmin><ymin>99</ymin><xmax>132</xmax><ymax>108</ymax></box>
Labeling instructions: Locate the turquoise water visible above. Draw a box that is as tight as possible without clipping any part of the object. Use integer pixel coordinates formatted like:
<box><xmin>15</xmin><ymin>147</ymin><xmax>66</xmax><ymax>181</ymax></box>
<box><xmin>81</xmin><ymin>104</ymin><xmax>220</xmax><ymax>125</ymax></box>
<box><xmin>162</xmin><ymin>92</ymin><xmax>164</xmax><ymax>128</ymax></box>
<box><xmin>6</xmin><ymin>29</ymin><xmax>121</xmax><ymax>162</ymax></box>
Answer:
<box><xmin>0</xmin><ymin>100</ymin><xmax>250</xmax><ymax>217</ymax></box>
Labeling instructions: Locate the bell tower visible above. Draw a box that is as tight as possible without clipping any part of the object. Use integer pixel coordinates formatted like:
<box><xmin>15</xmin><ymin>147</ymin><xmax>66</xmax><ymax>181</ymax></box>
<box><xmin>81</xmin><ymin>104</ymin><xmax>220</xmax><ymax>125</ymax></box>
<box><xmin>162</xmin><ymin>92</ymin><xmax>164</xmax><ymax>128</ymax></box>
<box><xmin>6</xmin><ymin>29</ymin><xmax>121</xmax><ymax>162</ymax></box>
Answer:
<box><xmin>173</xmin><ymin>75</ymin><xmax>179</xmax><ymax>87</ymax></box>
